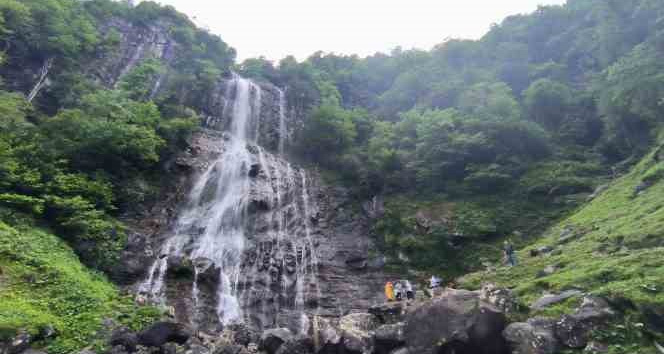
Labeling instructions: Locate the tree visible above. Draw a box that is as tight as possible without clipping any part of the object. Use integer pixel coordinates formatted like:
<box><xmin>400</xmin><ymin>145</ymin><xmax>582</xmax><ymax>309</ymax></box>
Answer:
<box><xmin>523</xmin><ymin>78</ymin><xmax>573</xmax><ymax>130</ymax></box>
<box><xmin>458</xmin><ymin>82</ymin><xmax>521</xmax><ymax>120</ymax></box>
<box><xmin>298</xmin><ymin>104</ymin><xmax>356</xmax><ymax>164</ymax></box>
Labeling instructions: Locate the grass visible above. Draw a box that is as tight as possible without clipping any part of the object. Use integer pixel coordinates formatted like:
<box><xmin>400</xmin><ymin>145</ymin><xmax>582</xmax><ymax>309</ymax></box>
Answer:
<box><xmin>373</xmin><ymin>189</ymin><xmax>576</xmax><ymax>280</ymax></box>
<box><xmin>0</xmin><ymin>221</ymin><xmax>161</xmax><ymax>353</ymax></box>
<box><xmin>459</xmin><ymin>143</ymin><xmax>664</xmax><ymax>353</ymax></box>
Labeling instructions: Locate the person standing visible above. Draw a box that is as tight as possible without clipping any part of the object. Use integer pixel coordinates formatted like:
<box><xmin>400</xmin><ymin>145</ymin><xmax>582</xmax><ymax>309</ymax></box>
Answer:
<box><xmin>394</xmin><ymin>281</ymin><xmax>404</xmax><ymax>301</ymax></box>
<box><xmin>404</xmin><ymin>280</ymin><xmax>414</xmax><ymax>300</ymax></box>
<box><xmin>503</xmin><ymin>240</ymin><xmax>518</xmax><ymax>267</ymax></box>
<box><xmin>385</xmin><ymin>281</ymin><xmax>395</xmax><ymax>301</ymax></box>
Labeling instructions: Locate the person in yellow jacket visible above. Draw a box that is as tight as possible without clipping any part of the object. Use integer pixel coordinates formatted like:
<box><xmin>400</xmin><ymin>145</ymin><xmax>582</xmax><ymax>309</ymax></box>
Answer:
<box><xmin>385</xmin><ymin>281</ymin><xmax>395</xmax><ymax>301</ymax></box>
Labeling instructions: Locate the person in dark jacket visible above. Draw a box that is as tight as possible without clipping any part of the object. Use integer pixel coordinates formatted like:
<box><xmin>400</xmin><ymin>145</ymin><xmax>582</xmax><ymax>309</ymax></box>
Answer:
<box><xmin>503</xmin><ymin>240</ymin><xmax>518</xmax><ymax>267</ymax></box>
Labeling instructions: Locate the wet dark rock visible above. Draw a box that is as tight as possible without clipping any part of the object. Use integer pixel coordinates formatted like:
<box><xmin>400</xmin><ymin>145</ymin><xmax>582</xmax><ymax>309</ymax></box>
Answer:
<box><xmin>369</xmin><ymin>302</ymin><xmax>406</xmax><ymax>324</ymax></box>
<box><xmin>193</xmin><ymin>258</ymin><xmax>220</xmax><ymax>286</ymax></box>
<box><xmin>345</xmin><ymin>255</ymin><xmax>368</xmax><ymax>271</ymax></box>
<box><xmin>530</xmin><ymin>290</ymin><xmax>583</xmax><ymax>311</ymax></box>
<box><xmin>275</xmin><ymin>335</ymin><xmax>314</xmax><ymax>354</ymax></box>
<box><xmin>110</xmin><ymin>327</ymin><xmax>138</xmax><ymax>352</ymax></box>
<box><xmin>402</xmin><ymin>289</ymin><xmax>508</xmax><ymax>354</ymax></box>
<box><xmin>374</xmin><ymin>323</ymin><xmax>405</xmax><ymax>354</ymax></box>
<box><xmin>555</xmin><ymin>296</ymin><xmax>614</xmax><ymax>349</ymax></box>
<box><xmin>259</xmin><ymin>328</ymin><xmax>293</xmax><ymax>354</ymax></box>
<box><xmin>137</xmin><ymin>322</ymin><xmax>191</xmax><ymax>348</ymax></box>
<box><xmin>248</xmin><ymin>164</ymin><xmax>261</xmax><ymax>178</ymax></box>
<box><xmin>166</xmin><ymin>256</ymin><xmax>195</xmax><ymax>279</ymax></box>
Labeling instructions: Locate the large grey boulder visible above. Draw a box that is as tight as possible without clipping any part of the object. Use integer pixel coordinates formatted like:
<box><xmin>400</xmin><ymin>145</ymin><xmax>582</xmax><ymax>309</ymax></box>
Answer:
<box><xmin>275</xmin><ymin>335</ymin><xmax>314</xmax><ymax>354</ymax></box>
<box><xmin>137</xmin><ymin>322</ymin><xmax>191</xmax><ymax>348</ymax></box>
<box><xmin>503</xmin><ymin>317</ymin><xmax>558</xmax><ymax>354</ymax></box>
<box><xmin>259</xmin><ymin>328</ymin><xmax>293</xmax><ymax>354</ymax></box>
<box><xmin>110</xmin><ymin>327</ymin><xmax>138</xmax><ymax>352</ymax></box>
<box><xmin>555</xmin><ymin>296</ymin><xmax>615</xmax><ymax>349</ymax></box>
<box><xmin>0</xmin><ymin>331</ymin><xmax>31</xmax><ymax>354</ymax></box>
<box><xmin>374</xmin><ymin>323</ymin><xmax>406</xmax><ymax>354</ymax></box>
<box><xmin>339</xmin><ymin>313</ymin><xmax>379</xmax><ymax>354</ymax></box>
<box><xmin>402</xmin><ymin>289</ymin><xmax>508</xmax><ymax>354</ymax></box>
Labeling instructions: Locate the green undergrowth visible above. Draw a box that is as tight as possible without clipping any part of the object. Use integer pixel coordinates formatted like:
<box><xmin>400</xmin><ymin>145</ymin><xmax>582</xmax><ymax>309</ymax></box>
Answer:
<box><xmin>374</xmin><ymin>191</ymin><xmax>575</xmax><ymax>280</ymax></box>
<box><xmin>0</xmin><ymin>222</ymin><xmax>161</xmax><ymax>354</ymax></box>
<box><xmin>460</xmin><ymin>142</ymin><xmax>664</xmax><ymax>352</ymax></box>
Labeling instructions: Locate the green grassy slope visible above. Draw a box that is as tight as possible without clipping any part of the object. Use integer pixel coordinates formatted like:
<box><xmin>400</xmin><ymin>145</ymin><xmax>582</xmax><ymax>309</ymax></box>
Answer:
<box><xmin>460</xmin><ymin>142</ymin><xmax>664</xmax><ymax>352</ymax></box>
<box><xmin>0</xmin><ymin>222</ymin><xmax>160</xmax><ymax>354</ymax></box>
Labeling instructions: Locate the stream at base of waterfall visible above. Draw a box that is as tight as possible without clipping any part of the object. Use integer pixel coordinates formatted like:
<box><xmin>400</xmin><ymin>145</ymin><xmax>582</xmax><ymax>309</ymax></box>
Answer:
<box><xmin>139</xmin><ymin>74</ymin><xmax>319</xmax><ymax>334</ymax></box>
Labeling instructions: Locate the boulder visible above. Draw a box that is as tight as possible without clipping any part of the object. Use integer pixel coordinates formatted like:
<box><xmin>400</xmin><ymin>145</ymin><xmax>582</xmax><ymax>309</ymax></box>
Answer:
<box><xmin>369</xmin><ymin>302</ymin><xmax>405</xmax><ymax>324</ymax></box>
<box><xmin>137</xmin><ymin>322</ymin><xmax>191</xmax><ymax>348</ymax></box>
<box><xmin>558</xmin><ymin>226</ymin><xmax>583</xmax><ymax>244</ymax></box>
<box><xmin>275</xmin><ymin>335</ymin><xmax>314</xmax><ymax>354</ymax></box>
<box><xmin>530</xmin><ymin>246</ymin><xmax>554</xmax><ymax>257</ymax></box>
<box><xmin>110</xmin><ymin>327</ymin><xmax>138</xmax><ymax>352</ymax></box>
<box><xmin>312</xmin><ymin>316</ymin><xmax>342</xmax><ymax>353</ymax></box>
<box><xmin>374</xmin><ymin>323</ymin><xmax>405</xmax><ymax>354</ymax></box>
<box><xmin>503</xmin><ymin>317</ymin><xmax>558</xmax><ymax>354</ymax></box>
<box><xmin>1</xmin><ymin>331</ymin><xmax>31</xmax><ymax>354</ymax></box>
<box><xmin>536</xmin><ymin>265</ymin><xmax>560</xmax><ymax>278</ymax></box>
<box><xmin>259</xmin><ymin>328</ymin><xmax>293</xmax><ymax>354</ymax></box>
<box><xmin>213</xmin><ymin>345</ymin><xmax>250</xmax><ymax>354</ymax></box>
<box><xmin>555</xmin><ymin>296</ymin><xmax>614</xmax><ymax>349</ymax></box>
<box><xmin>530</xmin><ymin>290</ymin><xmax>583</xmax><ymax>311</ymax></box>
<box><xmin>402</xmin><ymin>289</ymin><xmax>508</xmax><ymax>354</ymax></box>
<box><xmin>479</xmin><ymin>284</ymin><xmax>519</xmax><ymax>313</ymax></box>
<box><xmin>339</xmin><ymin>313</ymin><xmax>379</xmax><ymax>354</ymax></box>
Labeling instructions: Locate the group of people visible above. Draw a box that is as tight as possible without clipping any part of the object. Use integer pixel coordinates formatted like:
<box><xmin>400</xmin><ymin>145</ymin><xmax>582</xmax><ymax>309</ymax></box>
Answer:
<box><xmin>385</xmin><ymin>275</ymin><xmax>446</xmax><ymax>302</ymax></box>
<box><xmin>382</xmin><ymin>241</ymin><xmax>518</xmax><ymax>302</ymax></box>
<box><xmin>384</xmin><ymin>279</ymin><xmax>415</xmax><ymax>301</ymax></box>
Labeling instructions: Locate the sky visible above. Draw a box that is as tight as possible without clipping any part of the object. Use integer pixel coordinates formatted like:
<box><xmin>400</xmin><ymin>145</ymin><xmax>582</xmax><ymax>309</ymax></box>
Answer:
<box><xmin>148</xmin><ymin>0</ymin><xmax>567</xmax><ymax>62</ymax></box>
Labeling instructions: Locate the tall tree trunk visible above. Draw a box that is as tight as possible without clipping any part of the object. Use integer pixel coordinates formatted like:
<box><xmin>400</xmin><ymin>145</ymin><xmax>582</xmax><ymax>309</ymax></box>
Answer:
<box><xmin>27</xmin><ymin>57</ymin><xmax>54</xmax><ymax>102</ymax></box>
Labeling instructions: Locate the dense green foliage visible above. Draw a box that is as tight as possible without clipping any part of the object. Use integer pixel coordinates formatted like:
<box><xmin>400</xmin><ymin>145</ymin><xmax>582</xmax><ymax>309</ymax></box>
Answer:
<box><xmin>0</xmin><ymin>222</ymin><xmax>162</xmax><ymax>354</ymax></box>
<box><xmin>239</xmin><ymin>0</ymin><xmax>664</xmax><ymax>277</ymax></box>
<box><xmin>0</xmin><ymin>0</ymin><xmax>232</xmax><ymax>271</ymax></box>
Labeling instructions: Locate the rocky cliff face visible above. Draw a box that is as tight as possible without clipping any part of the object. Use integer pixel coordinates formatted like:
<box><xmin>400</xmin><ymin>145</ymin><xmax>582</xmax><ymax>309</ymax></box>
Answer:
<box><xmin>115</xmin><ymin>74</ymin><xmax>392</xmax><ymax>336</ymax></box>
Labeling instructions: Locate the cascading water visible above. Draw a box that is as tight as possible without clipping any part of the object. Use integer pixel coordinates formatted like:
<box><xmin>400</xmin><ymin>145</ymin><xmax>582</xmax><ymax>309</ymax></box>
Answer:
<box><xmin>139</xmin><ymin>74</ymin><xmax>319</xmax><ymax>333</ymax></box>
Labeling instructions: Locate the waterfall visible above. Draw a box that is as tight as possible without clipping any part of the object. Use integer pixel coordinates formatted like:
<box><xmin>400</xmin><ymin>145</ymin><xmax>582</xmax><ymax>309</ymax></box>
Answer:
<box><xmin>278</xmin><ymin>88</ymin><xmax>287</xmax><ymax>155</ymax></box>
<box><xmin>27</xmin><ymin>57</ymin><xmax>53</xmax><ymax>102</ymax></box>
<box><xmin>139</xmin><ymin>73</ymin><xmax>318</xmax><ymax>332</ymax></box>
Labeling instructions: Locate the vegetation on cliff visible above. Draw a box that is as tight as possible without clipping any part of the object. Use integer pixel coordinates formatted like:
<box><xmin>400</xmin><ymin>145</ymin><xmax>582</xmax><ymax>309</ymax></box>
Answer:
<box><xmin>1</xmin><ymin>0</ymin><xmax>664</xmax><ymax>352</ymax></box>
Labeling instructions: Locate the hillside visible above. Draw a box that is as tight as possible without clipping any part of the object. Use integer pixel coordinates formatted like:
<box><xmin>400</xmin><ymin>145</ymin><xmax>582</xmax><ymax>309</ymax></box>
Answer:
<box><xmin>0</xmin><ymin>222</ymin><xmax>161</xmax><ymax>354</ymax></box>
<box><xmin>460</xmin><ymin>136</ymin><xmax>664</xmax><ymax>352</ymax></box>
